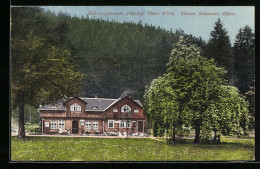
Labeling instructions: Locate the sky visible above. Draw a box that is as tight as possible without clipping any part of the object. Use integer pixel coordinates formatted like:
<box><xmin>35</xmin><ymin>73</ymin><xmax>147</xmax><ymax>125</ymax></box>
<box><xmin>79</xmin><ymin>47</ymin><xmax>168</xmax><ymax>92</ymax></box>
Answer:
<box><xmin>41</xmin><ymin>6</ymin><xmax>255</xmax><ymax>44</ymax></box>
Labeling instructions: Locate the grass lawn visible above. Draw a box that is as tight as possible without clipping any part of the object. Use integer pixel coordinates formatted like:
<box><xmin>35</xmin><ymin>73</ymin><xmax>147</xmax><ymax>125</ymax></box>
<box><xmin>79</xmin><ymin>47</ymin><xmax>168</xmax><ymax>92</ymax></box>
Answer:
<box><xmin>11</xmin><ymin>136</ymin><xmax>254</xmax><ymax>161</ymax></box>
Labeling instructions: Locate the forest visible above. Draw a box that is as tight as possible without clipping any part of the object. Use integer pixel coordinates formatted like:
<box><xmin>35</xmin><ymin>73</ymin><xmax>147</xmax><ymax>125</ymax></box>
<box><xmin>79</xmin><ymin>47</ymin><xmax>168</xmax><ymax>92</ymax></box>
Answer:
<box><xmin>11</xmin><ymin>7</ymin><xmax>254</xmax><ymax>136</ymax></box>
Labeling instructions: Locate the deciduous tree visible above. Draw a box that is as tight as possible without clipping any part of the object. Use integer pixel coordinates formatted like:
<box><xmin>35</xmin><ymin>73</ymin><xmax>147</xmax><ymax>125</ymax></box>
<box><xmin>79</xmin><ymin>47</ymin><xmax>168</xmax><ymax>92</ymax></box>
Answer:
<box><xmin>144</xmin><ymin>36</ymin><xmax>226</xmax><ymax>143</ymax></box>
<box><xmin>11</xmin><ymin>32</ymin><xmax>85</xmax><ymax>139</ymax></box>
<box><xmin>200</xmin><ymin>85</ymin><xmax>249</xmax><ymax>143</ymax></box>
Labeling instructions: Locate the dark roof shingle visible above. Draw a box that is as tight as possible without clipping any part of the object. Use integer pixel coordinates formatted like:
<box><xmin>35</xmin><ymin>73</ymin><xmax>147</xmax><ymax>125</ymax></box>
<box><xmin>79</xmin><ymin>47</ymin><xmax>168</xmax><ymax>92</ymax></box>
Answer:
<box><xmin>38</xmin><ymin>97</ymin><xmax>142</xmax><ymax>111</ymax></box>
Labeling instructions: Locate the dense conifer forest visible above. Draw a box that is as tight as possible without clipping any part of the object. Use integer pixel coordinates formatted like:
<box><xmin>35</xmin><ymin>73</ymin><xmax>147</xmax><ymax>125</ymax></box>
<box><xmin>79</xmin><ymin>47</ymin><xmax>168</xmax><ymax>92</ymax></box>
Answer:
<box><xmin>11</xmin><ymin>7</ymin><xmax>207</xmax><ymax>102</ymax></box>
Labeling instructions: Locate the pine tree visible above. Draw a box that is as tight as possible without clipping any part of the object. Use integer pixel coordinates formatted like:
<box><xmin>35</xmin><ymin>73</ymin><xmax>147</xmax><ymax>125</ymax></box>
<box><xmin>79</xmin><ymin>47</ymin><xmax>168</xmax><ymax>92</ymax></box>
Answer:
<box><xmin>234</xmin><ymin>26</ymin><xmax>255</xmax><ymax>94</ymax></box>
<box><xmin>204</xmin><ymin>18</ymin><xmax>234</xmax><ymax>83</ymax></box>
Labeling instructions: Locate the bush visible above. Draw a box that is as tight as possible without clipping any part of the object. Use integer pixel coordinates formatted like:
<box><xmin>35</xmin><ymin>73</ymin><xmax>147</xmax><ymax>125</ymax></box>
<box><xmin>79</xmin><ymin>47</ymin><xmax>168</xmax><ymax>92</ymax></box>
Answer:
<box><xmin>25</xmin><ymin>123</ymin><xmax>41</xmax><ymax>134</ymax></box>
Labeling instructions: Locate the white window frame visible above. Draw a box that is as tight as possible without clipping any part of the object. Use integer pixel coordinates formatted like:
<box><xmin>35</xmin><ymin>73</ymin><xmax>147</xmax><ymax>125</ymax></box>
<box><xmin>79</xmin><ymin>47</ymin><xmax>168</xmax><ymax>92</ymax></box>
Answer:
<box><xmin>58</xmin><ymin>120</ymin><xmax>65</xmax><ymax>129</ymax></box>
<box><xmin>51</xmin><ymin>120</ymin><xmax>57</xmax><ymax>129</ymax></box>
<box><xmin>86</xmin><ymin>121</ymin><xmax>91</xmax><ymax>130</ymax></box>
<box><xmin>120</xmin><ymin>120</ymin><xmax>125</xmax><ymax>128</ymax></box>
<box><xmin>80</xmin><ymin>120</ymin><xmax>85</xmax><ymax>126</ymax></box>
<box><xmin>134</xmin><ymin>109</ymin><xmax>139</xmax><ymax>113</ymax></box>
<box><xmin>45</xmin><ymin>122</ymin><xmax>49</xmax><ymax>127</ymax></box>
<box><xmin>108</xmin><ymin>120</ymin><xmax>114</xmax><ymax>128</ymax></box>
<box><xmin>113</xmin><ymin>108</ymin><xmax>118</xmax><ymax>112</ymax></box>
<box><xmin>93</xmin><ymin>121</ymin><xmax>98</xmax><ymax>130</ymax></box>
<box><xmin>126</xmin><ymin>121</ymin><xmax>131</xmax><ymax>128</ymax></box>
<box><xmin>121</xmin><ymin>105</ymin><xmax>131</xmax><ymax>113</ymax></box>
<box><xmin>119</xmin><ymin>120</ymin><xmax>131</xmax><ymax>128</ymax></box>
<box><xmin>70</xmin><ymin>103</ymin><xmax>81</xmax><ymax>112</ymax></box>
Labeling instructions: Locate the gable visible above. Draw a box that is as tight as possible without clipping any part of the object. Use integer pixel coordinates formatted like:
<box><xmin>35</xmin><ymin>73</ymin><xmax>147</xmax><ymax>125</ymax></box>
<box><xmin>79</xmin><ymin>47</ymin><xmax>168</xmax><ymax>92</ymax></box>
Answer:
<box><xmin>106</xmin><ymin>96</ymin><xmax>143</xmax><ymax>111</ymax></box>
<box><xmin>64</xmin><ymin>97</ymin><xmax>87</xmax><ymax>105</ymax></box>
<box><xmin>118</xmin><ymin>96</ymin><xmax>143</xmax><ymax>108</ymax></box>
<box><xmin>65</xmin><ymin>97</ymin><xmax>86</xmax><ymax>112</ymax></box>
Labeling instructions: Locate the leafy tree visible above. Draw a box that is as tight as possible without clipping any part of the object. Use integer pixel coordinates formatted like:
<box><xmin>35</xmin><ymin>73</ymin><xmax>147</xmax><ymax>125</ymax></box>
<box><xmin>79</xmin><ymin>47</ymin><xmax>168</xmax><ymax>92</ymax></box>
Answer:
<box><xmin>11</xmin><ymin>32</ymin><xmax>85</xmax><ymax>139</ymax></box>
<box><xmin>144</xmin><ymin>76</ymin><xmax>186</xmax><ymax>142</ymax></box>
<box><xmin>167</xmin><ymin>36</ymin><xmax>227</xmax><ymax>143</ymax></box>
<box><xmin>11</xmin><ymin>7</ymin><xmax>86</xmax><ymax>139</ymax></box>
<box><xmin>245</xmin><ymin>85</ymin><xmax>255</xmax><ymax>130</ymax></box>
<box><xmin>234</xmin><ymin>26</ymin><xmax>255</xmax><ymax>94</ymax></box>
<box><xmin>200</xmin><ymin>85</ymin><xmax>249</xmax><ymax>143</ymax></box>
<box><xmin>145</xmin><ymin>36</ymin><xmax>250</xmax><ymax>144</ymax></box>
<box><xmin>145</xmin><ymin>36</ymin><xmax>226</xmax><ymax>143</ymax></box>
<box><xmin>204</xmin><ymin>18</ymin><xmax>234</xmax><ymax>83</ymax></box>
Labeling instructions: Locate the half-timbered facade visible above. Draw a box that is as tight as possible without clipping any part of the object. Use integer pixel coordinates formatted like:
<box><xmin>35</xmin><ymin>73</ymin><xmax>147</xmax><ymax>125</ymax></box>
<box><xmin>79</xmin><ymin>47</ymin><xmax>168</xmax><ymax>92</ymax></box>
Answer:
<box><xmin>38</xmin><ymin>96</ymin><xmax>147</xmax><ymax>136</ymax></box>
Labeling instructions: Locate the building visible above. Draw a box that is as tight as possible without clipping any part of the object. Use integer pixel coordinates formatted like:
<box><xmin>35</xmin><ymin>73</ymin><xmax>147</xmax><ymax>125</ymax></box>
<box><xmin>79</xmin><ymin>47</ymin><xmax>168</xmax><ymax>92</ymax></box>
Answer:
<box><xmin>38</xmin><ymin>96</ymin><xmax>147</xmax><ymax>136</ymax></box>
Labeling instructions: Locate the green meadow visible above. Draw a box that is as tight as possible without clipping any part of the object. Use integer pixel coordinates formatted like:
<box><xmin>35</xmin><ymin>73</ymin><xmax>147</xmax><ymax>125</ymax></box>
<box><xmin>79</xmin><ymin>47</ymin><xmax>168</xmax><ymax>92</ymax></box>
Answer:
<box><xmin>11</xmin><ymin>136</ymin><xmax>254</xmax><ymax>161</ymax></box>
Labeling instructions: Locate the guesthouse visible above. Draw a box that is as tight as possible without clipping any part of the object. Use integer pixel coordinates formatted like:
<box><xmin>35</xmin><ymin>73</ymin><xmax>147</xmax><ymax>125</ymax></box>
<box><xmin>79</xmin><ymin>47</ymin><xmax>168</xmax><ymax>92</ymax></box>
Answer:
<box><xmin>38</xmin><ymin>96</ymin><xmax>147</xmax><ymax>136</ymax></box>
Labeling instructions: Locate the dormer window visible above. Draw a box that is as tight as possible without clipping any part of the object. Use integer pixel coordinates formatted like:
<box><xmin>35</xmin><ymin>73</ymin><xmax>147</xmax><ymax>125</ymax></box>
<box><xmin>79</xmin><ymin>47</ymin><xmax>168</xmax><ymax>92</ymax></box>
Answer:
<box><xmin>91</xmin><ymin>106</ymin><xmax>99</xmax><ymax>109</ymax></box>
<box><xmin>121</xmin><ymin>105</ymin><xmax>131</xmax><ymax>113</ymax></box>
<box><xmin>49</xmin><ymin>104</ymin><xmax>60</xmax><ymax>108</ymax></box>
<box><xmin>70</xmin><ymin>103</ymin><xmax>81</xmax><ymax>111</ymax></box>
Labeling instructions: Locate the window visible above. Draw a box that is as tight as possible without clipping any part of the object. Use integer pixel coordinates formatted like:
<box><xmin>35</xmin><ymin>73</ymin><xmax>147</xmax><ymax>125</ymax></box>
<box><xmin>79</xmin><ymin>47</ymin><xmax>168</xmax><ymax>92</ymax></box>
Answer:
<box><xmin>120</xmin><ymin>120</ymin><xmax>125</xmax><ymax>128</ymax></box>
<box><xmin>86</xmin><ymin>121</ymin><xmax>91</xmax><ymax>130</ymax></box>
<box><xmin>119</xmin><ymin>120</ymin><xmax>131</xmax><ymax>128</ymax></box>
<box><xmin>121</xmin><ymin>105</ymin><xmax>131</xmax><ymax>113</ymax></box>
<box><xmin>51</xmin><ymin>120</ymin><xmax>57</xmax><ymax>129</ymax></box>
<box><xmin>113</xmin><ymin>108</ymin><xmax>118</xmax><ymax>112</ymax></box>
<box><xmin>134</xmin><ymin>109</ymin><xmax>139</xmax><ymax>113</ymax></box>
<box><xmin>80</xmin><ymin>120</ymin><xmax>85</xmax><ymax>126</ymax></box>
<box><xmin>108</xmin><ymin>120</ymin><xmax>114</xmax><ymax>128</ymax></box>
<box><xmin>45</xmin><ymin>122</ymin><xmax>49</xmax><ymax>127</ymax></box>
<box><xmin>126</xmin><ymin>121</ymin><xmax>130</xmax><ymax>128</ymax></box>
<box><xmin>49</xmin><ymin>104</ymin><xmax>60</xmax><ymax>108</ymax></box>
<box><xmin>93</xmin><ymin>121</ymin><xmax>98</xmax><ymax>130</ymax></box>
<box><xmin>70</xmin><ymin>103</ymin><xmax>81</xmax><ymax>111</ymax></box>
<box><xmin>91</xmin><ymin>106</ymin><xmax>99</xmax><ymax>109</ymax></box>
<box><xmin>58</xmin><ymin>120</ymin><xmax>65</xmax><ymax>129</ymax></box>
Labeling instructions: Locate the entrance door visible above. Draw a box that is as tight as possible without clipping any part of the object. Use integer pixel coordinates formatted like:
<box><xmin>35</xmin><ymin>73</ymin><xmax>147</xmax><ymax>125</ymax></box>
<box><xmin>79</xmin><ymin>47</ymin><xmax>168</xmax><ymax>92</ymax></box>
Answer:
<box><xmin>138</xmin><ymin>121</ymin><xmax>144</xmax><ymax>132</ymax></box>
<box><xmin>72</xmin><ymin>120</ymin><xmax>79</xmax><ymax>134</ymax></box>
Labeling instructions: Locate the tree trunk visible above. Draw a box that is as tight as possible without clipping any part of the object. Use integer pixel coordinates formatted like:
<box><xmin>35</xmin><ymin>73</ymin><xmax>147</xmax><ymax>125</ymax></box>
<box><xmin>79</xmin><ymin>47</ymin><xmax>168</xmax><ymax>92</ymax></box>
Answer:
<box><xmin>11</xmin><ymin>110</ymin><xmax>13</xmax><ymax>126</ymax></box>
<box><xmin>18</xmin><ymin>99</ymin><xmax>25</xmax><ymax>139</ymax></box>
<box><xmin>193</xmin><ymin>127</ymin><xmax>200</xmax><ymax>143</ymax></box>
<box><xmin>172</xmin><ymin>127</ymin><xmax>176</xmax><ymax>143</ymax></box>
<box><xmin>213</xmin><ymin>130</ymin><xmax>217</xmax><ymax>143</ymax></box>
<box><xmin>28</xmin><ymin>105</ymin><xmax>31</xmax><ymax>124</ymax></box>
<box><xmin>217</xmin><ymin>135</ymin><xmax>220</xmax><ymax>144</ymax></box>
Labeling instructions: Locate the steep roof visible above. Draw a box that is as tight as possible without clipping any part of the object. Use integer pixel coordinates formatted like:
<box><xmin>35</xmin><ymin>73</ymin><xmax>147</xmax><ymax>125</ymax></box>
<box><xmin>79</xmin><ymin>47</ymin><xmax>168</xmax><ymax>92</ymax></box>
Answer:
<box><xmin>38</xmin><ymin>96</ymin><xmax>142</xmax><ymax>111</ymax></box>
<box><xmin>81</xmin><ymin>98</ymin><xmax>117</xmax><ymax>111</ymax></box>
